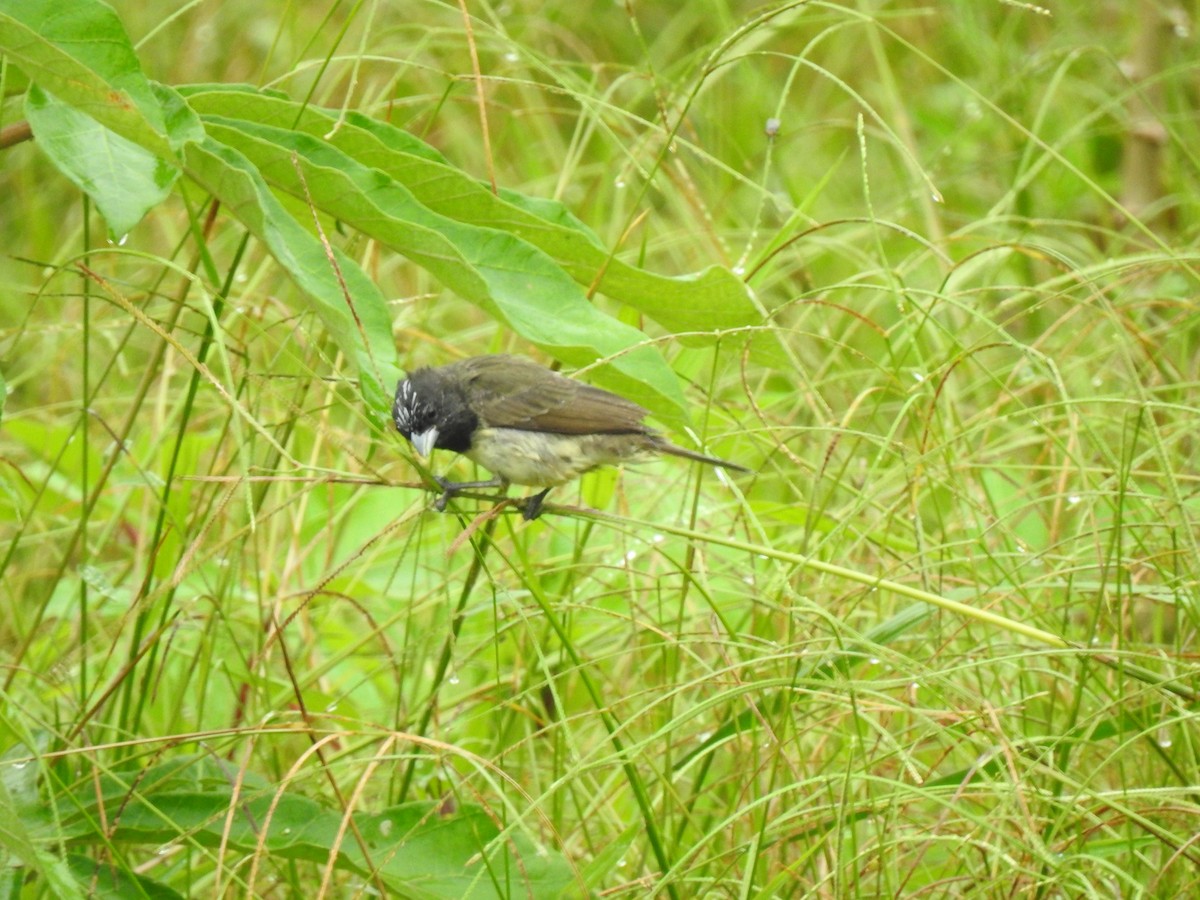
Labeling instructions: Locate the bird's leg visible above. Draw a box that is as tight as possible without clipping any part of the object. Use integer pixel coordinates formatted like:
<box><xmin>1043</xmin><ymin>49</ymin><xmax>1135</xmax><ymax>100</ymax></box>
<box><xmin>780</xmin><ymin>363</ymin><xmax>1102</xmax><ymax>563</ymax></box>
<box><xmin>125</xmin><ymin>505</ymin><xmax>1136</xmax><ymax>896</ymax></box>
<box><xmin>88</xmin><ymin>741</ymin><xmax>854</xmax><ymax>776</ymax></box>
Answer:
<box><xmin>519</xmin><ymin>488</ymin><xmax>552</xmax><ymax>521</ymax></box>
<box><xmin>433</xmin><ymin>475</ymin><xmax>506</xmax><ymax>511</ymax></box>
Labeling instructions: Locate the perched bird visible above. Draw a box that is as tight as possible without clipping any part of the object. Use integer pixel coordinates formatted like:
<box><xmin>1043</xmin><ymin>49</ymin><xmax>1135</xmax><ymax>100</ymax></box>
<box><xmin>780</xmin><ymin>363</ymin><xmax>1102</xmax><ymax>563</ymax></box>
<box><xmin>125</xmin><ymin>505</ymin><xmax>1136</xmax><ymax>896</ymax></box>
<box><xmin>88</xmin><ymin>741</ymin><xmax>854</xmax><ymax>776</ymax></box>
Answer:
<box><xmin>392</xmin><ymin>354</ymin><xmax>748</xmax><ymax>520</ymax></box>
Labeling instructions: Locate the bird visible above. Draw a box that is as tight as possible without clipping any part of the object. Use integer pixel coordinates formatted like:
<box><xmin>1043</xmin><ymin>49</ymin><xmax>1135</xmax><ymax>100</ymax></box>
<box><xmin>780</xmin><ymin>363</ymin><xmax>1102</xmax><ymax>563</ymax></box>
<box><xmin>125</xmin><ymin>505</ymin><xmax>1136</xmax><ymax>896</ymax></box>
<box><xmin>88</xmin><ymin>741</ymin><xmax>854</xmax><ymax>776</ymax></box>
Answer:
<box><xmin>392</xmin><ymin>354</ymin><xmax>748</xmax><ymax>520</ymax></box>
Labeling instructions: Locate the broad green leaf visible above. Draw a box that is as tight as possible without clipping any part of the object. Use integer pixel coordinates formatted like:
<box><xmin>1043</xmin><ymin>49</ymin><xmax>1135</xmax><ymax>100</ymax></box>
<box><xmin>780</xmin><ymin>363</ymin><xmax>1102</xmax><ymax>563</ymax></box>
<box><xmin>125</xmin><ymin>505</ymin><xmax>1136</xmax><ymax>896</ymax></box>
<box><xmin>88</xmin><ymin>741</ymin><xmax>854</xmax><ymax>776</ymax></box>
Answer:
<box><xmin>65</xmin><ymin>857</ymin><xmax>184</xmax><ymax>900</ymax></box>
<box><xmin>197</xmin><ymin>114</ymin><xmax>687</xmax><ymax>420</ymax></box>
<box><xmin>25</xmin><ymin>86</ymin><xmax>177</xmax><ymax>239</ymax></box>
<box><xmin>0</xmin><ymin>753</ymin><xmax>83</xmax><ymax>900</ymax></box>
<box><xmin>66</xmin><ymin>789</ymin><xmax>578</xmax><ymax>899</ymax></box>
<box><xmin>360</xmin><ymin>804</ymin><xmax>581</xmax><ymax>899</ymax></box>
<box><xmin>0</xmin><ymin>0</ymin><xmax>197</xmax><ymax>157</ymax></box>
<box><xmin>182</xmin><ymin>89</ymin><xmax>763</xmax><ymax>344</ymax></box>
<box><xmin>182</xmin><ymin>136</ymin><xmax>400</xmax><ymax>418</ymax></box>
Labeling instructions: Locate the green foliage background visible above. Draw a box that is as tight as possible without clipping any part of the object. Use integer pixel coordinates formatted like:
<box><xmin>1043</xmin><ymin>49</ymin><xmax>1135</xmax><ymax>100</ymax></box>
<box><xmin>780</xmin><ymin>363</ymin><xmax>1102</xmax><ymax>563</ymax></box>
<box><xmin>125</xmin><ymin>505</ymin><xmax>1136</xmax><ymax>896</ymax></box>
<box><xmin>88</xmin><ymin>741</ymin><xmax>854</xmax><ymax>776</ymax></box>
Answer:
<box><xmin>2</xmin><ymin>0</ymin><xmax>1200</xmax><ymax>896</ymax></box>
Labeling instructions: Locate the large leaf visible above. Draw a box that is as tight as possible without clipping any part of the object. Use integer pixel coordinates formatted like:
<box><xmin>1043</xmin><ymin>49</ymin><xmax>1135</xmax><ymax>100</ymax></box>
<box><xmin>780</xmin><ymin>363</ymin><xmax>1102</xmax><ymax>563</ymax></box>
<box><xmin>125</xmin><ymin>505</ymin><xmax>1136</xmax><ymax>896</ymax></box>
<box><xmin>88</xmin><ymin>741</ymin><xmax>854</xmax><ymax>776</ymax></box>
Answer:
<box><xmin>25</xmin><ymin>86</ymin><xmax>178</xmax><ymax>239</ymax></box>
<box><xmin>57</xmin><ymin>785</ymin><xmax>579</xmax><ymax>900</ymax></box>
<box><xmin>0</xmin><ymin>0</ymin><xmax>197</xmax><ymax>157</ymax></box>
<box><xmin>182</xmin><ymin>136</ymin><xmax>401</xmax><ymax>419</ymax></box>
<box><xmin>183</xmin><ymin>88</ymin><xmax>762</xmax><ymax>342</ymax></box>
<box><xmin>0</xmin><ymin>2</ymin><xmax>731</xmax><ymax>418</ymax></box>
<box><xmin>193</xmin><ymin>110</ymin><xmax>687</xmax><ymax>420</ymax></box>
<box><xmin>65</xmin><ymin>856</ymin><xmax>184</xmax><ymax>900</ymax></box>
<box><xmin>0</xmin><ymin>743</ymin><xmax>84</xmax><ymax>900</ymax></box>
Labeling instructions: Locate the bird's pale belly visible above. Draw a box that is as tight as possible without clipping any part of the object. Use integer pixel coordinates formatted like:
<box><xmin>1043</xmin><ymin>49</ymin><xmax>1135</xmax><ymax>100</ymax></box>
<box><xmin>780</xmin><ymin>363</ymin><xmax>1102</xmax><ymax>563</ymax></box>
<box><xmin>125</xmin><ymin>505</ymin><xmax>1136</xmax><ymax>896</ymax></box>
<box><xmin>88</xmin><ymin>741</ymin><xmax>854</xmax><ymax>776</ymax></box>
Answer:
<box><xmin>464</xmin><ymin>427</ymin><xmax>648</xmax><ymax>487</ymax></box>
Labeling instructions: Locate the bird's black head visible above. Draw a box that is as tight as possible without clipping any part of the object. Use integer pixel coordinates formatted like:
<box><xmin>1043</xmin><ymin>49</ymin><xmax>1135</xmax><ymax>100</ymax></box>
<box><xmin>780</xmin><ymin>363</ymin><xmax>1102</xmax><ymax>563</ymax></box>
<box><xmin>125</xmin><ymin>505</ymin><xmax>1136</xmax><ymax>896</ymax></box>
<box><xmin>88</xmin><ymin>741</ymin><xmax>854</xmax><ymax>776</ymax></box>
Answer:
<box><xmin>393</xmin><ymin>366</ymin><xmax>478</xmax><ymax>456</ymax></box>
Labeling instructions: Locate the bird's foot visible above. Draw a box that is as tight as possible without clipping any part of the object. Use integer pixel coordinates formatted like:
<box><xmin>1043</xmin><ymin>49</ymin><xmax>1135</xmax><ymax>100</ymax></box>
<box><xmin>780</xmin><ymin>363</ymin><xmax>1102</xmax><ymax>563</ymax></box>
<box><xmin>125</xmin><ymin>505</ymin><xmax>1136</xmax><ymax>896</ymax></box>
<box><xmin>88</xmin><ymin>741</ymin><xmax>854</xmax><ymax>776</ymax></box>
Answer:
<box><xmin>430</xmin><ymin>477</ymin><xmax>547</xmax><ymax>520</ymax></box>
<box><xmin>518</xmin><ymin>488</ymin><xmax>552</xmax><ymax>521</ymax></box>
<box><xmin>433</xmin><ymin>476</ymin><xmax>505</xmax><ymax>512</ymax></box>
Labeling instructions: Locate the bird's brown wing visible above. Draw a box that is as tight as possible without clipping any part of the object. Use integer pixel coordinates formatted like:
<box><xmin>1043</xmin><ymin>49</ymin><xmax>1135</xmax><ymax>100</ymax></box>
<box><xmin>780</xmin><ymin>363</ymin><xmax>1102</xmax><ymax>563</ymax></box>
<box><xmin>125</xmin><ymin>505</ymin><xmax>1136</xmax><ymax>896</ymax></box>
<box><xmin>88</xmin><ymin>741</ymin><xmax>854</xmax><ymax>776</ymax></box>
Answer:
<box><xmin>457</xmin><ymin>355</ymin><xmax>650</xmax><ymax>435</ymax></box>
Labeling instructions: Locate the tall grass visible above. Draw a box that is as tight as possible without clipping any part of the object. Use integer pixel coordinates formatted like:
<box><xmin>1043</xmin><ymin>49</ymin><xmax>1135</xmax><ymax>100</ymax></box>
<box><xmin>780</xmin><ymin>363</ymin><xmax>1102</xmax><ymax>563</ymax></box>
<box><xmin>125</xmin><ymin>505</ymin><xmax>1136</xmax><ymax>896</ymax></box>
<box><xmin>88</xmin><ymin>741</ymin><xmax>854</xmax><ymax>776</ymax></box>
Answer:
<box><xmin>3</xmin><ymin>0</ymin><xmax>1199</xmax><ymax>895</ymax></box>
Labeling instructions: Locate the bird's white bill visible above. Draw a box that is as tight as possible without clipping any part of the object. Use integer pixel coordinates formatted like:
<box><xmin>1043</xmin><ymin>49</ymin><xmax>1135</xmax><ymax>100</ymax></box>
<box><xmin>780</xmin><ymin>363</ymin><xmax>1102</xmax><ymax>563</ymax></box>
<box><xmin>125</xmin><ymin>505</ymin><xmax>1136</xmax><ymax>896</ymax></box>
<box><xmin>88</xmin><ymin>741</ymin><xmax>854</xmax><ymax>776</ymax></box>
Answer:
<box><xmin>410</xmin><ymin>428</ymin><xmax>438</xmax><ymax>457</ymax></box>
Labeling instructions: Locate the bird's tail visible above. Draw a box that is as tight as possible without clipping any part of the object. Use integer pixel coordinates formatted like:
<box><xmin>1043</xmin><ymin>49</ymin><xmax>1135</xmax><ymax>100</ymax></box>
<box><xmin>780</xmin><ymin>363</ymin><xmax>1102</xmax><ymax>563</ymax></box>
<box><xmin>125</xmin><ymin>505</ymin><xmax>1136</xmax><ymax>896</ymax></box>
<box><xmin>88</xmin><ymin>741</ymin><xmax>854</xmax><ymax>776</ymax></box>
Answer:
<box><xmin>657</xmin><ymin>441</ymin><xmax>751</xmax><ymax>474</ymax></box>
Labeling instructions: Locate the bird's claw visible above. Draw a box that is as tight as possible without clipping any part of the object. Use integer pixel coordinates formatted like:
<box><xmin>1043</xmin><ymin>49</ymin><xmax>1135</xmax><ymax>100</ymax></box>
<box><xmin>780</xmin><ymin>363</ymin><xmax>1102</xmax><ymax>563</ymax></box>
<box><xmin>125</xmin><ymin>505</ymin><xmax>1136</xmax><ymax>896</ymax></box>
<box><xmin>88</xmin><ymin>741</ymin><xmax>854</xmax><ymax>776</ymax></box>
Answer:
<box><xmin>518</xmin><ymin>488</ymin><xmax>552</xmax><ymax>521</ymax></box>
<box><xmin>433</xmin><ymin>476</ymin><xmax>456</xmax><ymax>511</ymax></box>
<box><xmin>430</xmin><ymin>476</ymin><xmax>510</xmax><ymax>514</ymax></box>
